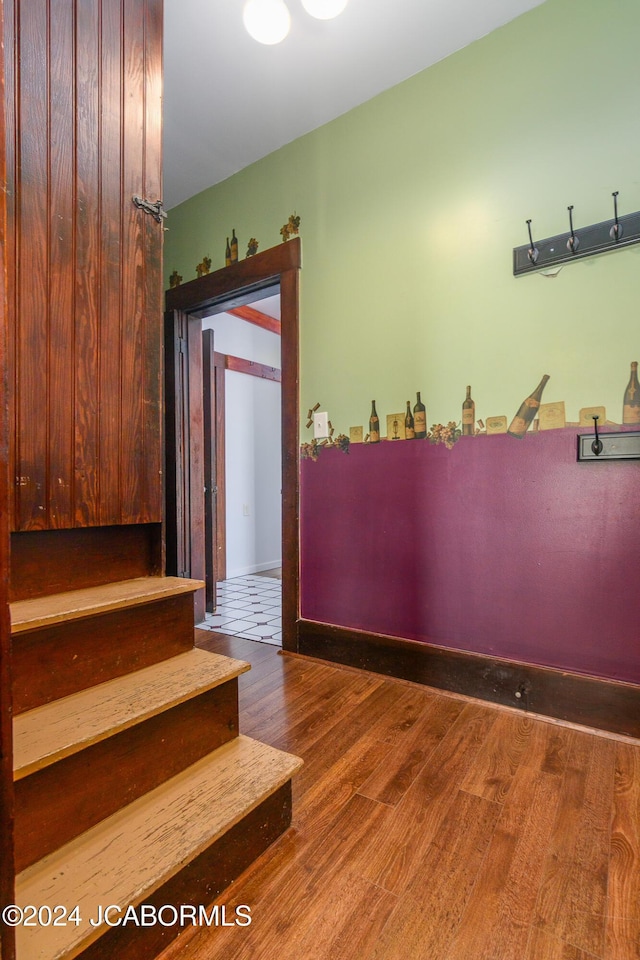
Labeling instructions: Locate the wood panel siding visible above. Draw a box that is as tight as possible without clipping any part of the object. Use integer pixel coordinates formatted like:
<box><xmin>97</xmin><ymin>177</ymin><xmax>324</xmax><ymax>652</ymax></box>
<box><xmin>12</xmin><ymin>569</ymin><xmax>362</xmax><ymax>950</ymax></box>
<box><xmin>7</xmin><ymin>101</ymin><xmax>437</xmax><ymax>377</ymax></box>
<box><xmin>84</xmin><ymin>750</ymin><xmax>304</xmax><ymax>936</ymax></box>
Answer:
<box><xmin>0</xmin><ymin>0</ymin><xmax>17</xmax><ymax>953</ymax></box>
<box><xmin>5</xmin><ymin>0</ymin><xmax>163</xmax><ymax>531</ymax></box>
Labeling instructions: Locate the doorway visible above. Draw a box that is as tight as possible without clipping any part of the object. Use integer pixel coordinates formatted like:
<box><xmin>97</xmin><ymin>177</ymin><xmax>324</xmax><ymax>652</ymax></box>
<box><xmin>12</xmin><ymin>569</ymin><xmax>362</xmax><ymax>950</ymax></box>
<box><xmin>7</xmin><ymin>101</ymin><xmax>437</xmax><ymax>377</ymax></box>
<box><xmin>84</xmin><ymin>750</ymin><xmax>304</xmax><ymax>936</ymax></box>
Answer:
<box><xmin>201</xmin><ymin>295</ymin><xmax>283</xmax><ymax>646</ymax></box>
<box><xmin>164</xmin><ymin>240</ymin><xmax>301</xmax><ymax>653</ymax></box>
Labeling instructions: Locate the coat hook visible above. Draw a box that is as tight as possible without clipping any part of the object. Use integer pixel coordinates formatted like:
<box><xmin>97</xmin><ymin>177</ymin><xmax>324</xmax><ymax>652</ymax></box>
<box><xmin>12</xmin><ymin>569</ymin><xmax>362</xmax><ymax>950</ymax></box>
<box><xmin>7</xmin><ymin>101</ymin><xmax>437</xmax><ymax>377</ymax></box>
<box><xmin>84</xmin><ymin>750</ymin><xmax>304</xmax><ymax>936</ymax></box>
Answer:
<box><xmin>592</xmin><ymin>415</ymin><xmax>603</xmax><ymax>456</ymax></box>
<box><xmin>526</xmin><ymin>219</ymin><xmax>539</xmax><ymax>264</ymax></box>
<box><xmin>610</xmin><ymin>191</ymin><xmax>623</xmax><ymax>241</ymax></box>
<box><xmin>566</xmin><ymin>205</ymin><xmax>579</xmax><ymax>253</ymax></box>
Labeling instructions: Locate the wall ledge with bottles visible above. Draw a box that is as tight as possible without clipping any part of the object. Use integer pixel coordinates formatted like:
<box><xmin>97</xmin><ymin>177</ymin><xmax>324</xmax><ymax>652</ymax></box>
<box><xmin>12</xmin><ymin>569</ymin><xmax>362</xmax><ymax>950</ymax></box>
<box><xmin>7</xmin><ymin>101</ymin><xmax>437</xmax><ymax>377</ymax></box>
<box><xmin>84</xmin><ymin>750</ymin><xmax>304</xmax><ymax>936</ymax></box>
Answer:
<box><xmin>302</xmin><ymin>362</ymin><xmax>640</xmax><ymax>459</ymax></box>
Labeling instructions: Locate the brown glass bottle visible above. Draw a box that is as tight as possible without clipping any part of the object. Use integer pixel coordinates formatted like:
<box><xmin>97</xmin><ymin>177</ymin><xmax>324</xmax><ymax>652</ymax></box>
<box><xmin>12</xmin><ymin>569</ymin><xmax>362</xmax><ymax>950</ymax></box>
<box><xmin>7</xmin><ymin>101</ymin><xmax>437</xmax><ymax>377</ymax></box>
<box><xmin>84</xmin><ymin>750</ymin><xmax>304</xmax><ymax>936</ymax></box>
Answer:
<box><xmin>369</xmin><ymin>401</ymin><xmax>380</xmax><ymax>443</ymax></box>
<box><xmin>404</xmin><ymin>401</ymin><xmax>415</xmax><ymax>439</ymax></box>
<box><xmin>507</xmin><ymin>375</ymin><xmax>550</xmax><ymax>438</ymax></box>
<box><xmin>230</xmin><ymin>229</ymin><xmax>239</xmax><ymax>263</ymax></box>
<box><xmin>623</xmin><ymin>361</ymin><xmax>640</xmax><ymax>424</ymax></box>
<box><xmin>225</xmin><ymin>237</ymin><xmax>231</xmax><ymax>267</ymax></box>
<box><xmin>413</xmin><ymin>392</ymin><xmax>427</xmax><ymax>439</ymax></box>
<box><xmin>462</xmin><ymin>385</ymin><xmax>475</xmax><ymax>436</ymax></box>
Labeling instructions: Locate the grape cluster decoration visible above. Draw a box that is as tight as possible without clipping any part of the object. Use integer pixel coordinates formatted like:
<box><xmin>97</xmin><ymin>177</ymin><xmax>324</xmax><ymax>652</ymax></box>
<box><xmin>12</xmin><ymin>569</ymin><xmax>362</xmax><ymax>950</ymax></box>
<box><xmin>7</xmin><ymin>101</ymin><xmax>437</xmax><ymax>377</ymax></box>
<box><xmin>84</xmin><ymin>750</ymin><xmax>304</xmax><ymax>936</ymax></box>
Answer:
<box><xmin>427</xmin><ymin>421</ymin><xmax>462</xmax><ymax>449</ymax></box>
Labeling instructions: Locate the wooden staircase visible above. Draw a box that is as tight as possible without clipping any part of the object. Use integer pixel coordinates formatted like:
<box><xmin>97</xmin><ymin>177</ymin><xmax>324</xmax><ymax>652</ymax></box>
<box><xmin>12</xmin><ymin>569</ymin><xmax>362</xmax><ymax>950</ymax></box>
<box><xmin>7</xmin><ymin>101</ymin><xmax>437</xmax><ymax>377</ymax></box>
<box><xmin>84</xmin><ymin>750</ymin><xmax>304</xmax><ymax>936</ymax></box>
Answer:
<box><xmin>11</xmin><ymin>576</ymin><xmax>302</xmax><ymax>960</ymax></box>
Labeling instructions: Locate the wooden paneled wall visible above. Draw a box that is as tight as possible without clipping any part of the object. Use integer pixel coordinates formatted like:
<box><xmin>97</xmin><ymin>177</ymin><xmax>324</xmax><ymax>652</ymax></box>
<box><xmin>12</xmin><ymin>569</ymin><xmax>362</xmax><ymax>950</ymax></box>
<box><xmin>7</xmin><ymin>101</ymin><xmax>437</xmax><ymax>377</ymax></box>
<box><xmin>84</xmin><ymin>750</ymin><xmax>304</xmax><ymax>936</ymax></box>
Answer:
<box><xmin>0</xmin><ymin>0</ymin><xmax>18</xmax><ymax>951</ymax></box>
<box><xmin>4</xmin><ymin>0</ymin><xmax>163</xmax><ymax>532</ymax></box>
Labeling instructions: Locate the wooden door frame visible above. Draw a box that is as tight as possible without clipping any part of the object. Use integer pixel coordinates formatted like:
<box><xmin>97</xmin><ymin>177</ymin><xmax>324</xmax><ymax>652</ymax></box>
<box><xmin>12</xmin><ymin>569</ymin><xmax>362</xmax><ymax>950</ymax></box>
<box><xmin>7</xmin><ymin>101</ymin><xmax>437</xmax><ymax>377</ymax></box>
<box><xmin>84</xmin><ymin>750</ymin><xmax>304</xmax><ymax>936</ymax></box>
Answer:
<box><xmin>164</xmin><ymin>308</ymin><xmax>207</xmax><ymax>620</ymax></box>
<box><xmin>165</xmin><ymin>239</ymin><xmax>300</xmax><ymax>652</ymax></box>
<box><xmin>202</xmin><ymin>328</ymin><xmax>219</xmax><ymax>611</ymax></box>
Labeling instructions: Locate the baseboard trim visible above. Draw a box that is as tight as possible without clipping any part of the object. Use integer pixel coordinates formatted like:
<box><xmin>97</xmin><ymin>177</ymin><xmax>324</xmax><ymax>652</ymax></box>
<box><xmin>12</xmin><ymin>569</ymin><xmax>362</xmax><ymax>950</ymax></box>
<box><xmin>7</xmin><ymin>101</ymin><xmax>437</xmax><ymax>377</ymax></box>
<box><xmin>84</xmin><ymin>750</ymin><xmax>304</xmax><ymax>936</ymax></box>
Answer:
<box><xmin>225</xmin><ymin>560</ymin><xmax>282</xmax><ymax>579</ymax></box>
<box><xmin>297</xmin><ymin>619</ymin><xmax>640</xmax><ymax>739</ymax></box>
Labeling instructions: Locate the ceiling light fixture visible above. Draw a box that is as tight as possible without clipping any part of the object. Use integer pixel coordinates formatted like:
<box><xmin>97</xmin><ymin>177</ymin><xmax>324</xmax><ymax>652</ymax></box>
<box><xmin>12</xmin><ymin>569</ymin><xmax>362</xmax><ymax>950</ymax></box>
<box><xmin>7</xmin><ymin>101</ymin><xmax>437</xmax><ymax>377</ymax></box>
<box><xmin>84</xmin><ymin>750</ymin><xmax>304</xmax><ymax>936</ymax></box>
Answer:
<box><xmin>243</xmin><ymin>0</ymin><xmax>292</xmax><ymax>45</ymax></box>
<box><xmin>300</xmin><ymin>0</ymin><xmax>349</xmax><ymax>19</ymax></box>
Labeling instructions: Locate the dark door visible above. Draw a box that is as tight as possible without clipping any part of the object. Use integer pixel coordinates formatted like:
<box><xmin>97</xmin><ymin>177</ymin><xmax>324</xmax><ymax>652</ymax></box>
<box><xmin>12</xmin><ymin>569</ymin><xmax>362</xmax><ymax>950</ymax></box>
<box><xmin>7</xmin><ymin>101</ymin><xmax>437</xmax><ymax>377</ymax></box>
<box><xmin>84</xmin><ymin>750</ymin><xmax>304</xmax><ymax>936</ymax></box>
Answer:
<box><xmin>6</xmin><ymin>0</ymin><xmax>164</xmax><ymax>532</ymax></box>
<box><xmin>164</xmin><ymin>309</ymin><xmax>206</xmax><ymax>621</ymax></box>
<box><xmin>202</xmin><ymin>329</ymin><xmax>218</xmax><ymax>612</ymax></box>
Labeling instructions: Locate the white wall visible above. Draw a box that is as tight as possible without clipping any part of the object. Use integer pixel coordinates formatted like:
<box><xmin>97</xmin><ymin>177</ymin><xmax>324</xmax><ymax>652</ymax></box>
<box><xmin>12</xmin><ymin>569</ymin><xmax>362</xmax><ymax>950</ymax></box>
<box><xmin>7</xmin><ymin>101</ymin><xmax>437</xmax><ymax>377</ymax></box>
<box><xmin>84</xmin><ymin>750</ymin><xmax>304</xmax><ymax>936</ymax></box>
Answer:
<box><xmin>201</xmin><ymin>311</ymin><xmax>282</xmax><ymax>579</ymax></box>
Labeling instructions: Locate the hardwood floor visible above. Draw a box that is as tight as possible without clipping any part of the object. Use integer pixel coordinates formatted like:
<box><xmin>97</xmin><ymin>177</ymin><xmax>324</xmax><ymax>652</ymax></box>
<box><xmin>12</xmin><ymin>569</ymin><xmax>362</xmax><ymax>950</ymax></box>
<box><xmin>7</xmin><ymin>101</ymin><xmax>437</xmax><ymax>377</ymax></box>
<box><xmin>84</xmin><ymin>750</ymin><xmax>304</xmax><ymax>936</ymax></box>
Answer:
<box><xmin>158</xmin><ymin>633</ymin><xmax>640</xmax><ymax>960</ymax></box>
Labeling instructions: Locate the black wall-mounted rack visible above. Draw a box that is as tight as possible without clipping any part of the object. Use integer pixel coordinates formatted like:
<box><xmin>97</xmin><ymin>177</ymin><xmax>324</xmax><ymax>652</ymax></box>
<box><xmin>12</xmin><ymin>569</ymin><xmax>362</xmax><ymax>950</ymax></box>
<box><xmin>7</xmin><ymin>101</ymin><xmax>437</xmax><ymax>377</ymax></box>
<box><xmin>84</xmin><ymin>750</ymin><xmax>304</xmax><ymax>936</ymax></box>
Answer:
<box><xmin>577</xmin><ymin>427</ymin><xmax>640</xmax><ymax>461</ymax></box>
<box><xmin>513</xmin><ymin>194</ymin><xmax>640</xmax><ymax>276</ymax></box>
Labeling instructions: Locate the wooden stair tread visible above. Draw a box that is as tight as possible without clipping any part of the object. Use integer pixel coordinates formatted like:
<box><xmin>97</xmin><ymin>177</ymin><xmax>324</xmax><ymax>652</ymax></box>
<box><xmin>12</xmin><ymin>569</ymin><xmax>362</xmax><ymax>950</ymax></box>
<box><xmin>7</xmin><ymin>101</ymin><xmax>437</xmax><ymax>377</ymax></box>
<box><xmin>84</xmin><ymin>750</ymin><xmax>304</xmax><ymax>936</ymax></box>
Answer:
<box><xmin>10</xmin><ymin>576</ymin><xmax>204</xmax><ymax>634</ymax></box>
<box><xmin>13</xmin><ymin>649</ymin><xmax>250</xmax><ymax>779</ymax></box>
<box><xmin>16</xmin><ymin>735</ymin><xmax>303</xmax><ymax>960</ymax></box>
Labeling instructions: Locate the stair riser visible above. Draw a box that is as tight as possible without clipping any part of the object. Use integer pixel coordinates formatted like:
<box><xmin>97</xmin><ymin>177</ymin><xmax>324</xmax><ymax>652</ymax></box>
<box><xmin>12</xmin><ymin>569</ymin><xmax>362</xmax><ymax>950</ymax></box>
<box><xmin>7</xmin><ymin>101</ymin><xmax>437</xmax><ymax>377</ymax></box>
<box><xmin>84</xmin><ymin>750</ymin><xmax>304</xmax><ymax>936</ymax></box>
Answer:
<box><xmin>14</xmin><ymin>681</ymin><xmax>240</xmax><ymax>872</ymax></box>
<box><xmin>10</xmin><ymin>525</ymin><xmax>162</xmax><ymax>602</ymax></box>
<box><xmin>76</xmin><ymin>782</ymin><xmax>293</xmax><ymax>960</ymax></box>
<box><xmin>12</xmin><ymin>594</ymin><xmax>195</xmax><ymax>714</ymax></box>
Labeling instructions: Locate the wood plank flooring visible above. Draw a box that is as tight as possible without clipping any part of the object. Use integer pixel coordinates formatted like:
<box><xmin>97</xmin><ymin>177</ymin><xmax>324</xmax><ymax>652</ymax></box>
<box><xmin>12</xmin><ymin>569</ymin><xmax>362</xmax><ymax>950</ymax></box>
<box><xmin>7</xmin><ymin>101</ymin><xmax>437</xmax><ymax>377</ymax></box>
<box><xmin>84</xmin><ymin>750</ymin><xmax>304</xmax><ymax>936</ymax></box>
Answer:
<box><xmin>158</xmin><ymin>633</ymin><xmax>640</xmax><ymax>960</ymax></box>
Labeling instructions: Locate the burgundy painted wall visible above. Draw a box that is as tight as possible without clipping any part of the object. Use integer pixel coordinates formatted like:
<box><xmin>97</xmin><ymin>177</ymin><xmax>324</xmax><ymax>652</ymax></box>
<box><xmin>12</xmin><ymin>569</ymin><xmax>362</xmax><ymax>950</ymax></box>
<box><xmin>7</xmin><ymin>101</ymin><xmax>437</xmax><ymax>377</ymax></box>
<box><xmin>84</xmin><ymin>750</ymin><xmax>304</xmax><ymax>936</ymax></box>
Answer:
<box><xmin>300</xmin><ymin>429</ymin><xmax>640</xmax><ymax>683</ymax></box>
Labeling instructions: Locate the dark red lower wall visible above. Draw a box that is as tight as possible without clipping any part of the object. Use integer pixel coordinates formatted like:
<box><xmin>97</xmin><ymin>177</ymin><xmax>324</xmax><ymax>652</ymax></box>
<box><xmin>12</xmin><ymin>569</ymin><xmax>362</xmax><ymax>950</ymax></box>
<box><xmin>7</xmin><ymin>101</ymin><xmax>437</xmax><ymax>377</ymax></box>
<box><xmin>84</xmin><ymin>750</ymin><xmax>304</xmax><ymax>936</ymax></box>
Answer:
<box><xmin>300</xmin><ymin>429</ymin><xmax>640</xmax><ymax>684</ymax></box>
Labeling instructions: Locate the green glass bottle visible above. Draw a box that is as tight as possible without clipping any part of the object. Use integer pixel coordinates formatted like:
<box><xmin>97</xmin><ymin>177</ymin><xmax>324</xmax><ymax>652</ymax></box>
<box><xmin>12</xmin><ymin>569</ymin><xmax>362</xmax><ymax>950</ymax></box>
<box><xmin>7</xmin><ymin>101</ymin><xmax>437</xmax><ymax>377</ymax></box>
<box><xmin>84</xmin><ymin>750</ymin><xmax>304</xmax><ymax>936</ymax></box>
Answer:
<box><xmin>404</xmin><ymin>400</ymin><xmax>415</xmax><ymax>439</ymax></box>
<box><xmin>413</xmin><ymin>392</ymin><xmax>427</xmax><ymax>439</ymax></box>
<box><xmin>623</xmin><ymin>361</ymin><xmax>640</xmax><ymax>424</ymax></box>
<box><xmin>369</xmin><ymin>401</ymin><xmax>380</xmax><ymax>443</ymax></box>
<box><xmin>462</xmin><ymin>385</ymin><xmax>475</xmax><ymax>436</ymax></box>
<box><xmin>507</xmin><ymin>375</ymin><xmax>550</xmax><ymax>438</ymax></box>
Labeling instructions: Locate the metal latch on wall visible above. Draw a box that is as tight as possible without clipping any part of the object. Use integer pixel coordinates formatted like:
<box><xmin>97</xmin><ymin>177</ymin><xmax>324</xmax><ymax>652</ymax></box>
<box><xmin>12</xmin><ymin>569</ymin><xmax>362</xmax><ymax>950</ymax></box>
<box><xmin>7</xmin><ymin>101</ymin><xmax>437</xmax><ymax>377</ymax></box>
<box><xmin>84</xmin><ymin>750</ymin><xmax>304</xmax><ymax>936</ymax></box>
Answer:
<box><xmin>132</xmin><ymin>195</ymin><xmax>167</xmax><ymax>224</ymax></box>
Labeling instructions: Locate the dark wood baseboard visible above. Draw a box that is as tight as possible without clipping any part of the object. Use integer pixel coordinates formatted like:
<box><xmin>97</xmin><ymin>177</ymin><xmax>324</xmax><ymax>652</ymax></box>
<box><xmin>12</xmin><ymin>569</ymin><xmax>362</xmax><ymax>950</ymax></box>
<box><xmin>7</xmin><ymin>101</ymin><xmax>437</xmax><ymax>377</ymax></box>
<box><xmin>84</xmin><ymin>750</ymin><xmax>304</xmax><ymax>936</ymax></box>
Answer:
<box><xmin>78</xmin><ymin>782</ymin><xmax>293</xmax><ymax>960</ymax></box>
<box><xmin>297</xmin><ymin>619</ymin><xmax>640</xmax><ymax>739</ymax></box>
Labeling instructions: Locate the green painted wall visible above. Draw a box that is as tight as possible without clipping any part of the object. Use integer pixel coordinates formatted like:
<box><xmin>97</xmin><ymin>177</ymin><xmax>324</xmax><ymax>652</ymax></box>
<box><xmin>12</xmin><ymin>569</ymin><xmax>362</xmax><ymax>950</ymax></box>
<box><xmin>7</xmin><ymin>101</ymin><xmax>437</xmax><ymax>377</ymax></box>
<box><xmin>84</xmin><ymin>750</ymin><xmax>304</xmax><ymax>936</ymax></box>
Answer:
<box><xmin>164</xmin><ymin>0</ymin><xmax>640</xmax><ymax>436</ymax></box>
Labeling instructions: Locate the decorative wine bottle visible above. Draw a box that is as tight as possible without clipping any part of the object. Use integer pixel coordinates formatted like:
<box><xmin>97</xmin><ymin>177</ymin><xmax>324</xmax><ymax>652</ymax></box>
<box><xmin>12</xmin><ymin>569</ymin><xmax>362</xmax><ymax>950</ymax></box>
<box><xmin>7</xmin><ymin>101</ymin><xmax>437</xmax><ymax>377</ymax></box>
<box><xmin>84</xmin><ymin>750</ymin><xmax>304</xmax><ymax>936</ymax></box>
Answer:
<box><xmin>623</xmin><ymin>361</ymin><xmax>640</xmax><ymax>424</ymax></box>
<box><xmin>462</xmin><ymin>385</ymin><xmax>475</xmax><ymax>436</ymax></box>
<box><xmin>225</xmin><ymin>237</ymin><xmax>231</xmax><ymax>267</ymax></box>
<box><xmin>404</xmin><ymin>401</ymin><xmax>415</xmax><ymax>439</ymax></box>
<box><xmin>413</xmin><ymin>392</ymin><xmax>427</xmax><ymax>439</ymax></box>
<box><xmin>507</xmin><ymin>375</ymin><xmax>550</xmax><ymax>438</ymax></box>
<box><xmin>369</xmin><ymin>401</ymin><xmax>380</xmax><ymax>443</ymax></box>
<box><xmin>230</xmin><ymin>229</ymin><xmax>239</xmax><ymax>263</ymax></box>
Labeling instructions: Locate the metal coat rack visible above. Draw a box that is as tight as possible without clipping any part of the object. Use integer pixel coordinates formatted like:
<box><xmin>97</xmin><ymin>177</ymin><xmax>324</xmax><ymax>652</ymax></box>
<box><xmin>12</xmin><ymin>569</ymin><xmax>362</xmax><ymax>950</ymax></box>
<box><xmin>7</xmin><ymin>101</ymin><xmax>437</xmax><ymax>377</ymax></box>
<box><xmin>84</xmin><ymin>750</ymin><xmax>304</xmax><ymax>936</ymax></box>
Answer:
<box><xmin>513</xmin><ymin>192</ymin><xmax>640</xmax><ymax>276</ymax></box>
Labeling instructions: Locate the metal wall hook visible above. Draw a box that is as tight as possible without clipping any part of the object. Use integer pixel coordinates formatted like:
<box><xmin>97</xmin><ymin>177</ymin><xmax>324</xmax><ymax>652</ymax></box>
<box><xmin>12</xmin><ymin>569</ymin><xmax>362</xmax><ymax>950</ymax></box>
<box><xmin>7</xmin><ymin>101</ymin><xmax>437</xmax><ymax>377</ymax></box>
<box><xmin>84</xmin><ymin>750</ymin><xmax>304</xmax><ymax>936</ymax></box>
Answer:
<box><xmin>566</xmin><ymin>205</ymin><xmax>579</xmax><ymax>252</ymax></box>
<box><xmin>526</xmin><ymin>219</ymin><xmax>539</xmax><ymax>264</ymax></box>
<box><xmin>514</xmin><ymin>192</ymin><xmax>640</xmax><ymax>276</ymax></box>
<box><xmin>610</xmin><ymin>191</ymin><xmax>623</xmax><ymax>241</ymax></box>
<box><xmin>591</xmin><ymin>415</ymin><xmax>603</xmax><ymax>456</ymax></box>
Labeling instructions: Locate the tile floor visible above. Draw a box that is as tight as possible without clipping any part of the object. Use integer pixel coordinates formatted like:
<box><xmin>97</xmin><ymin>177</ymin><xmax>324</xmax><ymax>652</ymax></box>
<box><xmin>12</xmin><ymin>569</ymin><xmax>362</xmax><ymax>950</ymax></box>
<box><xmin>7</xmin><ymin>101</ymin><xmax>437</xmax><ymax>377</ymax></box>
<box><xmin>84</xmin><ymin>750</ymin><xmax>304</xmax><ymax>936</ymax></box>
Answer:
<box><xmin>199</xmin><ymin>574</ymin><xmax>282</xmax><ymax>646</ymax></box>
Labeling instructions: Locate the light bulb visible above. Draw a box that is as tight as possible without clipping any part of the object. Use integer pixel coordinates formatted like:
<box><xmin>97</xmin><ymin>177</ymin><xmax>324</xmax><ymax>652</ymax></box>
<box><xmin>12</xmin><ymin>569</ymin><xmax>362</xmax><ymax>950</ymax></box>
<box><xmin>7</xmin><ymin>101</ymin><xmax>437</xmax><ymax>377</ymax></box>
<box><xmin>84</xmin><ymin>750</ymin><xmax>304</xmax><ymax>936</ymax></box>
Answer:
<box><xmin>300</xmin><ymin>0</ymin><xmax>349</xmax><ymax>19</ymax></box>
<box><xmin>243</xmin><ymin>0</ymin><xmax>291</xmax><ymax>44</ymax></box>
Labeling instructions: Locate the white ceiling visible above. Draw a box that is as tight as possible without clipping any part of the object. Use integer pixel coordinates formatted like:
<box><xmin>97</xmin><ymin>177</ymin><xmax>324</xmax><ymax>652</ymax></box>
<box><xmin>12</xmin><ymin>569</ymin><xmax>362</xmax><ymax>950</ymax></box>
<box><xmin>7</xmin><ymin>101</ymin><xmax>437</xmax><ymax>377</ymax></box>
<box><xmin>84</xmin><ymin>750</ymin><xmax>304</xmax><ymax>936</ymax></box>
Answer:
<box><xmin>163</xmin><ymin>0</ymin><xmax>547</xmax><ymax>210</ymax></box>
